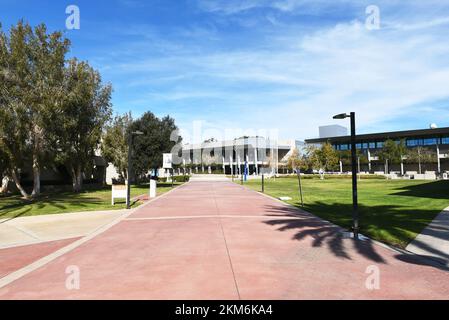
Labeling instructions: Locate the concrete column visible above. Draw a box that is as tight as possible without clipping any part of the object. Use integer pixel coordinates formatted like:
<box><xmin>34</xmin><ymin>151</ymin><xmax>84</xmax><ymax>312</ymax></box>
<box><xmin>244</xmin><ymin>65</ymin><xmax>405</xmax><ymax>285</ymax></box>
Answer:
<box><xmin>222</xmin><ymin>156</ymin><xmax>225</xmax><ymax>174</ymax></box>
<box><xmin>230</xmin><ymin>156</ymin><xmax>233</xmax><ymax>176</ymax></box>
<box><xmin>367</xmin><ymin>149</ymin><xmax>372</xmax><ymax>172</ymax></box>
<box><xmin>339</xmin><ymin>160</ymin><xmax>343</xmax><ymax>174</ymax></box>
<box><xmin>237</xmin><ymin>154</ymin><xmax>241</xmax><ymax>176</ymax></box>
<box><xmin>437</xmin><ymin>144</ymin><xmax>441</xmax><ymax>174</ymax></box>
<box><xmin>400</xmin><ymin>157</ymin><xmax>404</xmax><ymax>176</ymax></box>
<box><xmin>254</xmin><ymin>148</ymin><xmax>259</xmax><ymax>176</ymax></box>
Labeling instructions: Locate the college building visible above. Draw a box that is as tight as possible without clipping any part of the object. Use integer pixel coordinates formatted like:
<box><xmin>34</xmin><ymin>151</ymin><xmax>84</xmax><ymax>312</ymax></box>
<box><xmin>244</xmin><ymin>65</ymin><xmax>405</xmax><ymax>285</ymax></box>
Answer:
<box><xmin>305</xmin><ymin>126</ymin><xmax>449</xmax><ymax>176</ymax></box>
<box><xmin>180</xmin><ymin>137</ymin><xmax>304</xmax><ymax>176</ymax></box>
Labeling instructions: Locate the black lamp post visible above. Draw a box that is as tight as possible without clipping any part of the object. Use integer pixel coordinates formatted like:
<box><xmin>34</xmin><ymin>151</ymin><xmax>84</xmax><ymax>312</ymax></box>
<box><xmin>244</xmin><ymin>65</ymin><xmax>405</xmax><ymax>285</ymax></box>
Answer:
<box><xmin>333</xmin><ymin>112</ymin><xmax>359</xmax><ymax>239</ymax></box>
<box><xmin>127</xmin><ymin>130</ymin><xmax>144</xmax><ymax>209</ymax></box>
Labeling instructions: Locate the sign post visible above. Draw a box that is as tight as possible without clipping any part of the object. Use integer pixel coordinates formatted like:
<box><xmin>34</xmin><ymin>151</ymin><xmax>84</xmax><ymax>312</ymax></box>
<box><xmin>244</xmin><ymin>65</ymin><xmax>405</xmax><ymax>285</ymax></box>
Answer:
<box><xmin>163</xmin><ymin>153</ymin><xmax>173</xmax><ymax>187</ymax></box>
<box><xmin>112</xmin><ymin>184</ymin><xmax>128</xmax><ymax>206</ymax></box>
<box><xmin>149</xmin><ymin>179</ymin><xmax>157</xmax><ymax>198</ymax></box>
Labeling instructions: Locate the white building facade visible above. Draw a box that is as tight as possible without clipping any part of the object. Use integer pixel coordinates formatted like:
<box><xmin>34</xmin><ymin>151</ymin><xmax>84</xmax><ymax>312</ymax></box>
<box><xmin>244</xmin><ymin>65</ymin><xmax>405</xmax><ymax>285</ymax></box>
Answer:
<box><xmin>181</xmin><ymin>137</ymin><xmax>304</xmax><ymax>176</ymax></box>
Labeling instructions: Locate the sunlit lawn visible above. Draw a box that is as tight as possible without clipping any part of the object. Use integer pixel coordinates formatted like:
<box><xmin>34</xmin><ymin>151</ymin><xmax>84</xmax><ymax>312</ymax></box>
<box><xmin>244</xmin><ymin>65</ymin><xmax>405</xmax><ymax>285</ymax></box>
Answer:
<box><xmin>0</xmin><ymin>182</ymin><xmax>183</xmax><ymax>220</ymax></box>
<box><xmin>243</xmin><ymin>177</ymin><xmax>449</xmax><ymax>248</ymax></box>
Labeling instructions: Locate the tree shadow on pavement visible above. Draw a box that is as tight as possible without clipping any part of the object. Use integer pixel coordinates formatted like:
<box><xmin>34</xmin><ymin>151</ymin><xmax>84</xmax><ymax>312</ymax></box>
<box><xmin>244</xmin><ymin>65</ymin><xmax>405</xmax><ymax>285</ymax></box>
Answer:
<box><xmin>262</xmin><ymin>204</ymin><xmax>386</xmax><ymax>263</ymax></box>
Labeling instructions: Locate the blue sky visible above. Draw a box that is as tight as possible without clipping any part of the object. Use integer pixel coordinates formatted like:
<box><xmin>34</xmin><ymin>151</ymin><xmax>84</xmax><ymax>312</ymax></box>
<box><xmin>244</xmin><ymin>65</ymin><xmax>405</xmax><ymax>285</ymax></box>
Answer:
<box><xmin>1</xmin><ymin>0</ymin><xmax>449</xmax><ymax>142</ymax></box>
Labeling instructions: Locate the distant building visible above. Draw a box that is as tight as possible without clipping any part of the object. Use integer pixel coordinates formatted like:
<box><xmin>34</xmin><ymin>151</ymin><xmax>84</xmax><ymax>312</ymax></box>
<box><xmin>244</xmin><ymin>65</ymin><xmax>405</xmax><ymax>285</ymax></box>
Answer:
<box><xmin>306</xmin><ymin>126</ymin><xmax>449</xmax><ymax>175</ymax></box>
<box><xmin>181</xmin><ymin>137</ymin><xmax>304</xmax><ymax>175</ymax></box>
<box><xmin>319</xmin><ymin>125</ymin><xmax>348</xmax><ymax>139</ymax></box>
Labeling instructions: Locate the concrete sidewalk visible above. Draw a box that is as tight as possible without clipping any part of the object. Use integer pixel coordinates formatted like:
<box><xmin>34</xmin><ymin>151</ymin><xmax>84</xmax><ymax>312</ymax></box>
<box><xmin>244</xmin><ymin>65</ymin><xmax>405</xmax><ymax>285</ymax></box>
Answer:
<box><xmin>0</xmin><ymin>210</ymin><xmax>126</xmax><ymax>249</ymax></box>
<box><xmin>406</xmin><ymin>207</ymin><xmax>449</xmax><ymax>267</ymax></box>
<box><xmin>1</xmin><ymin>181</ymin><xmax>448</xmax><ymax>300</ymax></box>
<box><xmin>190</xmin><ymin>174</ymin><xmax>230</xmax><ymax>182</ymax></box>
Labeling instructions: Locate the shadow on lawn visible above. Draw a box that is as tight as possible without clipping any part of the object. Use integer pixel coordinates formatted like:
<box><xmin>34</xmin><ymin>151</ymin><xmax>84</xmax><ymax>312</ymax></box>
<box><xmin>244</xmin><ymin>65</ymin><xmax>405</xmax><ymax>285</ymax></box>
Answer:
<box><xmin>0</xmin><ymin>193</ymin><xmax>120</xmax><ymax>222</ymax></box>
<box><xmin>392</xmin><ymin>180</ymin><xmax>449</xmax><ymax>200</ymax></box>
<box><xmin>262</xmin><ymin>201</ymin><xmax>449</xmax><ymax>269</ymax></box>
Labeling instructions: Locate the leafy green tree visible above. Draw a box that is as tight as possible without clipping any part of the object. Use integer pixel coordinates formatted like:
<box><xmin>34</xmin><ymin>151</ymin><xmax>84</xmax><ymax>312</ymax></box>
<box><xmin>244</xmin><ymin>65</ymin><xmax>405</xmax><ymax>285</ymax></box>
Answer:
<box><xmin>306</xmin><ymin>142</ymin><xmax>339</xmax><ymax>172</ymax></box>
<box><xmin>378</xmin><ymin>139</ymin><xmax>407</xmax><ymax>172</ymax></box>
<box><xmin>405</xmin><ymin>147</ymin><xmax>436</xmax><ymax>174</ymax></box>
<box><xmin>129</xmin><ymin>112</ymin><xmax>181</xmax><ymax>180</ymax></box>
<box><xmin>0</xmin><ymin>21</ymin><xmax>70</xmax><ymax>197</ymax></box>
<box><xmin>53</xmin><ymin>59</ymin><xmax>112</xmax><ymax>192</ymax></box>
<box><xmin>101</xmin><ymin>113</ymin><xmax>133</xmax><ymax>180</ymax></box>
<box><xmin>287</xmin><ymin>148</ymin><xmax>307</xmax><ymax>171</ymax></box>
<box><xmin>0</xmin><ymin>22</ymin><xmax>34</xmax><ymax>198</ymax></box>
<box><xmin>339</xmin><ymin>149</ymin><xmax>368</xmax><ymax>168</ymax></box>
<box><xmin>29</xmin><ymin>24</ymin><xmax>70</xmax><ymax>196</ymax></box>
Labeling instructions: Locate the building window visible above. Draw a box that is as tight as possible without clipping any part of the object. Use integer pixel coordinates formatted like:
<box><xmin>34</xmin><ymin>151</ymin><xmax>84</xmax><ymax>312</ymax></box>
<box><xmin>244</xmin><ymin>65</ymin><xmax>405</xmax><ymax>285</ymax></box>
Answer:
<box><xmin>376</xmin><ymin>141</ymin><xmax>384</xmax><ymax>149</ymax></box>
<box><xmin>442</xmin><ymin>137</ymin><xmax>449</xmax><ymax>145</ymax></box>
<box><xmin>340</xmin><ymin>144</ymin><xmax>349</xmax><ymax>151</ymax></box>
<box><xmin>369</xmin><ymin>142</ymin><xmax>376</xmax><ymax>149</ymax></box>
<box><xmin>423</xmin><ymin>138</ymin><xmax>438</xmax><ymax>146</ymax></box>
<box><xmin>356</xmin><ymin>143</ymin><xmax>362</xmax><ymax>150</ymax></box>
<box><xmin>406</xmin><ymin>139</ymin><xmax>420</xmax><ymax>147</ymax></box>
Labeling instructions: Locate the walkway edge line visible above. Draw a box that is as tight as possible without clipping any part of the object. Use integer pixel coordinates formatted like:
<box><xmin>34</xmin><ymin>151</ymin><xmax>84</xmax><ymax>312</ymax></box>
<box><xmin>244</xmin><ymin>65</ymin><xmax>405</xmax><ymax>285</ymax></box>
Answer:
<box><xmin>0</xmin><ymin>183</ymin><xmax>186</xmax><ymax>289</ymax></box>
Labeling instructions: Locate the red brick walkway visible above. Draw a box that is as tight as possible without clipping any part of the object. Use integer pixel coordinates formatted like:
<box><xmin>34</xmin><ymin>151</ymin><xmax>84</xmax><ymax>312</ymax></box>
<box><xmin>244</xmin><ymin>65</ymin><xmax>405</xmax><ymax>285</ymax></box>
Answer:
<box><xmin>0</xmin><ymin>181</ymin><xmax>448</xmax><ymax>299</ymax></box>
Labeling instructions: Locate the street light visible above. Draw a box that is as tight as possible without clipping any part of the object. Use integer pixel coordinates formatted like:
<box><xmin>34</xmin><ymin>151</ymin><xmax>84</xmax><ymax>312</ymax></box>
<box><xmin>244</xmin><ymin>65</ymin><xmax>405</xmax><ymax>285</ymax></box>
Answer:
<box><xmin>126</xmin><ymin>130</ymin><xmax>144</xmax><ymax>209</ymax></box>
<box><xmin>333</xmin><ymin>112</ymin><xmax>359</xmax><ymax>240</ymax></box>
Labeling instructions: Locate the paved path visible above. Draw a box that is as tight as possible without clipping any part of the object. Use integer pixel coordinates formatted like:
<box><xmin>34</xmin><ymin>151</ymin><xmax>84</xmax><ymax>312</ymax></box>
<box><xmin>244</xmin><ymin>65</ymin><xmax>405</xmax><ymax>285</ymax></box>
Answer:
<box><xmin>407</xmin><ymin>207</ymin><xmax>449</xmax><ymax>267</ymax></box>
<box><xmin>0</xmin><ymin>210</ymin><xmax>126</xmax><ymax>249</ymax></box>
<box><xmin>0</xmin><ymin>181</ymin><xmax>448</xmax><ymax>299</ymax></box>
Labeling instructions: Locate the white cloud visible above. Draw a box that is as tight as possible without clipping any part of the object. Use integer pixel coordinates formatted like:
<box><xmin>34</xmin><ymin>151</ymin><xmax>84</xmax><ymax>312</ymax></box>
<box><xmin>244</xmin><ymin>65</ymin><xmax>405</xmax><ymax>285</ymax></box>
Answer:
<box><xmin>101</xmin><ymin>1</ymin><xmax>449</xmax><ymax>140</ymax></box>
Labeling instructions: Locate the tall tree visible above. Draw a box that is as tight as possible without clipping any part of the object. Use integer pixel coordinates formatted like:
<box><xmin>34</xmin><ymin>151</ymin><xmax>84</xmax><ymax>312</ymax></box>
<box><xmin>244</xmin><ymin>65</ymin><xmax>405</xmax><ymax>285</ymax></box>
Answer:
<box><xmin>0</xmin><ymin>22</ymin><xmax>34</xmax><ymax>198</ymax></box>
<box><xmin>0</xmin><ymin>21</ymin><xmax>70</xmax><ymax>197</ymax></box>
<box><xmin>101</xmin><ymin>113</ymin><xmax>133</xmax><ymax>180</ymax></box>
<box><xmin>53</xmin><ymin>59</ymin><xmax>112</xmax><ymax>192</ymax></box>
<box><xmin>287</xmin><ymin>148</ymin><xmax>307</xmax><ymax>171</ymax></box>
<box><xmin>405</xmin><ymin>146</ymin><xmax>436</xmax><ymax>174</ymax></box>
<box><xmin>379</xmin><ymin>139</ymin><xmax>407</xmax><ymax>172</ymax></box>
<box><xmin>129</xmin><ymin>112</ymin><xmax>181</xmax><ymax>180</ymax></box>
<box><xmin>306</xmin><ymin>142</ymin><xmax>339</xmax><ymax>172</ymax></box>
<box><xmin>28</xmin><ymin>24</ymin><xmax>70</xmax><ymax>197</ymax></box>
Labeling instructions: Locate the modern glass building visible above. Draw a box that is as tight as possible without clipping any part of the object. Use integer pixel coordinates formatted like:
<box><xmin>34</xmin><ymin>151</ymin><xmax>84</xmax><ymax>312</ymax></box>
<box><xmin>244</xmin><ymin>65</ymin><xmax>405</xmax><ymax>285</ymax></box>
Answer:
<box><xmin>305</xmin><ymin>127</ymin><xmax>449</xmax><ymax>175</ymax></box>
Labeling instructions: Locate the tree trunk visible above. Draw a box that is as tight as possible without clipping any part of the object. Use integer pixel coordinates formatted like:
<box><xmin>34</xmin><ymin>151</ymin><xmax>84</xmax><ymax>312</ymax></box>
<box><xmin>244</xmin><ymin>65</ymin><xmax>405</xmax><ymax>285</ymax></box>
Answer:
<box><xmin>31</xmin><ymin>125</ymin><xmax>42</xmax><ymax>198</ymax></box>
<box><xmin>31</xmin><ymin>156</ymin><xmax>41</xmax><ymax>198</ymax></box>
<box><xmin>1</xmin><ymin>175</ymin><xmax>11</xmax><ymax>194</ymax></box>
<box><xmin>11</xmin><ymin>169</ymin><xmax>30</xmax><ymax>199</ymax></box>
<box><xmin>76</xmin><ymin>163</ymin><xmax>83</xmax><ymax>192</ymax></box>
<box><xmin>71</xmin><ymin>163</ymin><xmax>83</xmax><ymax>193</ymax></box>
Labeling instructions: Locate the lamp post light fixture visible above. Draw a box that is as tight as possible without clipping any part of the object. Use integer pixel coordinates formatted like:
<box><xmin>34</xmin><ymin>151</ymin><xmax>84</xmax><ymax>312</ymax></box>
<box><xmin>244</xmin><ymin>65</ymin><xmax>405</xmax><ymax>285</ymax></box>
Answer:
<box><xmin>126</xmin><ymin>130</ymin><xmax>144</xmax><ymax>209</ymax></box>
<box><xmin>333</xmin><ymin>112</ymin><xmax>359</xmax><ymax>240</ymax></box>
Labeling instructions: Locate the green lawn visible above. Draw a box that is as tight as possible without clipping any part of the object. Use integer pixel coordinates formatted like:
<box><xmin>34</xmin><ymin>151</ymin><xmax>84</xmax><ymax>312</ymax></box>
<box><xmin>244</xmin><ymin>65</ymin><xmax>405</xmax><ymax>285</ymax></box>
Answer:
<box><xmin>243</xmin><ymin>177</ymin><xmax>449</xmax><ymax>248</ymax></box>
<box><xmin>0</xmin><ymin>182</ymin><xmax>182</xmax><ymax>220</ymax></box>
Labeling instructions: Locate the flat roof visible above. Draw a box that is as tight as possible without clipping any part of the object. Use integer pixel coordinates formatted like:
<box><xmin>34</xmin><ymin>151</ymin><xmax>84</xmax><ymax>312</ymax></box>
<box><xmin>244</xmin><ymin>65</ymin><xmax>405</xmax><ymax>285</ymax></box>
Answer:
<box><xmin>305</xmin><ymin>127</ymin><xmax>449</xmax><ymax>144</ymax></box>
<box><xmin>183</xmin><ymin>138</ymin><xmax>302</xmax><ymax>150</ymax></box>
